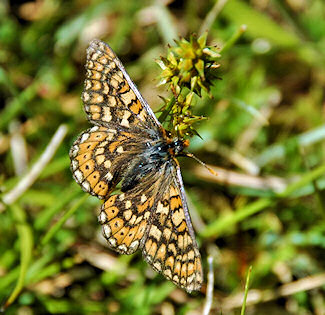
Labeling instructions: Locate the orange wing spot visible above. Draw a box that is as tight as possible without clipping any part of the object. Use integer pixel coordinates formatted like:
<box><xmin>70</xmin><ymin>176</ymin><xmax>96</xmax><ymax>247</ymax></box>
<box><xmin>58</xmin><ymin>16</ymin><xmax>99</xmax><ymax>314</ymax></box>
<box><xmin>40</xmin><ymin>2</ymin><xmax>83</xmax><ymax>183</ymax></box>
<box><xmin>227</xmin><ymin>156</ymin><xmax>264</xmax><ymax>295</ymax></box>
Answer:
<box><xmin>135</xmin><ymin>220</ymin><xmax>147</xmax><ymax>239</ymax></box>
<box><xmin>180</xmin><ymin>255</ymin><xmax>188</xmax><ymax>278</ymax></box>
<box><xmin>76</xmin><ymin>152</ymin><xmax>92</xmax><ymax>165</ymax></box>
<box><xmin>129</xmin><ymin>100</ymin><xmax>142</xmax><ymax>115</ymax></box>
<box><xmin>79</xmin><ymin>160</ymin><xmax>95</xmax><ymax>178</ymax></box>
<box><xmin>104</xmin><ymin>206</ymin><xmax>119</xmax><ymax>220</ymax></box>
<box><xmin>147</xmin><ymin>240</ymin><xmax>158</xmax><ymax>259</ymax></box>
<box><xmin>92</xmin><ymin>113</ymin><xmax>100</xmax><ymax>120</ymax></box>
<box><xmin>104</xmin><ymin>195</ymin><xmax>117</xmax><ymax>207</ymax></box>
<box><xmin>119</xmin><ymin>84</ymin><xmax>129</xmax><ymax>94</ymax></box>
<box><xmin>168</xmin><ymin>243</ymin><xmax>177</xmax><ymax>256</ymax></box>
<box><xmin>137</xmin><ymin>200</ymin><xmax>149</xmax><ymax>213</ymax></box>
<box><xmin>170</xmin><ymin>196</ymin><xmax>182</xmax><ymax>210</ymax></box>
<box><xmin>187</xmin><ymin>262</ymin><xmax>194</xmax><ymax>275</ymax></box>
<box><xmin>165</xmin><ymin>256</ymin><xmax>175</xmax><ymax>270</ymax></box>
<box><xmin>91</xmin><ymin>80</ymin><xmax>102</xmax><ymax>91</ymax></box>
<box><xmin>89</xmin><ymin>105</ymin><xmax>101</xmax><ymax>113</ymax></box>
<box><xmin>174</xmin><ymin>258</ymin><xmax>181</xmax><ymax>277</ymax></box>
<box><xmin>145</xmin><ymin>239</ymin><xmax>152</xmax><ymax>253</ymax></box>
<box><xmin>102</xmin><ymin>46</ymin><xmax>115</xmax><ymax>59</ymax></box>
<box><xmin>156</xmin><ymin>243</ymin><xmax>166</xmax><ymax>261</ymax></box>
<box><xmin>177</xmin><ymin>221</ymin><xmax>187</xmax><ymax>232</ymax></box>
<box><xmin>93</xmin><ymin>180</ymin><xmax>109</xmax><ymax>197</ymax></box>
<box><xmin>122</xmin><ymin>226</ymin><xmax>138</xmax><ymax>247</ymax></box>
<box><xmin>86</xmin><ymin>170</ymin><xmax>100</xmax><ymax>187</ymax></box>
<box><xmin>196</xmin><ymin>258</ymin><xmax>202</xmax><ymax>275</ymax></box>
<box><xmin>170</xmin><ymin>186</ymin><xmax>178</xmax><ymax>197</ymax></box>
<box><xmin>115</xmin><ymin>226</ymin><xmax>130</xmax><ymax>243</ymax></box>
<box><xmin>78</xmin><ymin>142</ymin><xmax>98</xmax><ymax>154</ymax></box>
<box><xmin>88</xmin><ymin>132</ymin><xmax>106</xmax><ymax>142</ymax></box>
<box><xmin>178</xmin><ymin>234</ymin><xmax>184</xmax><ymax>249</ymax></box>
<box><xmin>121</xmin><ymin>131</ymin><xmax>136</xmax><ymax>139</ymax></box>
<box><xmin>108</xmin><ymin>141</ymin><xmax>119</xmax><ymax>153</ymax></box>
<box><xmin>109</xmin><ymin>217</ymin><xmax>124</xmax><ymax>234</ymax></box>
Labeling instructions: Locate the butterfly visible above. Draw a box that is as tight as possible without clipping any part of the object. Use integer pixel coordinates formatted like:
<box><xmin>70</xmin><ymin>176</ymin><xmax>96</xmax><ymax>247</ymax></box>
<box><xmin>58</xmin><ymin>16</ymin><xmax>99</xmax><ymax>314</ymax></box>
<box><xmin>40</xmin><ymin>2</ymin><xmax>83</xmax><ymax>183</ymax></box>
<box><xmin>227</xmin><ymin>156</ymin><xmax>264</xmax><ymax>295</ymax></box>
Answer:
<box><xmin>69</xmin><ymin>39</ymin><xmax>203</xmax><ymax>292</ymax></box>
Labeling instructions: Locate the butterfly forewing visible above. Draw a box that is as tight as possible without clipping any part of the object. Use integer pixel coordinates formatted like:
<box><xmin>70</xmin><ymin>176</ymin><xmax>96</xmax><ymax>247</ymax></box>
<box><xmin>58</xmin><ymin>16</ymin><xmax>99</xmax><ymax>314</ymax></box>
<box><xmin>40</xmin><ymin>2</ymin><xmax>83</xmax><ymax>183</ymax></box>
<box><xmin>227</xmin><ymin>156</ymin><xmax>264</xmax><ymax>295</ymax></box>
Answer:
<box><xmin>82</xmin><ymin>39</ymin><xmax>160</xmax><ymax>131</ymax></box>
<box><xmin>69</xmin><ymin>39</ymin><xmax>203</xmax><ymax>292</ymax></box>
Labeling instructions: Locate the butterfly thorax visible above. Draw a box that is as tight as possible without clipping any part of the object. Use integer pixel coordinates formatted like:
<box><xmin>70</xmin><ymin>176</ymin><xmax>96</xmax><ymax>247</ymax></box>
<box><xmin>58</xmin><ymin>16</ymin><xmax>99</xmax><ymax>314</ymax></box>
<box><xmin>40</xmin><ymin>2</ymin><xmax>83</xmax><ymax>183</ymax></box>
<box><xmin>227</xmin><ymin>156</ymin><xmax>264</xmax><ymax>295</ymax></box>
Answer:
<box><xmin>121</xmin><ymin>137</ymin><xmax>189</xmax><ymax>192</ymax></box>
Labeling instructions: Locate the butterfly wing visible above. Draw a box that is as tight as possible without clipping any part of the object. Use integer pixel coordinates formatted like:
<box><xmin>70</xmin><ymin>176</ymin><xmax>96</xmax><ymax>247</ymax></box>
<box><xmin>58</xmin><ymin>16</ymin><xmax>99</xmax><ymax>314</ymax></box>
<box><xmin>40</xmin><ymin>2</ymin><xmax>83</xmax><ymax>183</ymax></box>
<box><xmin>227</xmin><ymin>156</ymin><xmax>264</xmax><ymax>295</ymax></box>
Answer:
<box><xmin>98</xmin><ymin>159</ymin><xmax>203</xmax><ymax>292</ymax></box>
<box><xmin>70</xmin><ymin>39</ymin><xmax>162</xmax><ymax>199</ymax></box>
<box><xmin>142</xmin><ymin>161</ymin><xmax>203</xmax><ymax>292</ymax></box>
<box><xmin>82</xmin><ymin>39</ymin><xmax>161</xmax><ymax>131</ymax></box>
<box><xmin>98</xmin><ymin>171</ymin><xmax>161</xmax><ymax>254</ymax></box>
<box><xmin>70</xmin><ymin>126</ymin><xmax>145</xmax><ymax>199</ymax></box>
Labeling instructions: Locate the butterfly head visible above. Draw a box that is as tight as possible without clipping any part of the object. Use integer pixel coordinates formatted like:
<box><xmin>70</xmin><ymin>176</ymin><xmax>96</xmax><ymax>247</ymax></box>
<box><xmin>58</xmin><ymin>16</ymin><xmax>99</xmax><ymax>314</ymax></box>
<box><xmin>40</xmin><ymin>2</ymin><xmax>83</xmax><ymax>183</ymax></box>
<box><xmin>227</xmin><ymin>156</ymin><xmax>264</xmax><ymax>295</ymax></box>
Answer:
<box><xmin>168</xmin><ymin>138</ymin><xmax>190</xmax><ymax>156</ymax></box>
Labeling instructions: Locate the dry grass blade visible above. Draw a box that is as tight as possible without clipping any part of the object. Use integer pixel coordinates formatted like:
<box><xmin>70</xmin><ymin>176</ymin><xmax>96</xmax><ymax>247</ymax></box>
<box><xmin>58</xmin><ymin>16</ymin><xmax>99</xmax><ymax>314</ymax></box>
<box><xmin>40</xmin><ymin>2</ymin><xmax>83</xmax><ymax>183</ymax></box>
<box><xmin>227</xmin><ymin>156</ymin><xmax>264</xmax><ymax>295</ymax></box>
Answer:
<box><xmin>2</xmin><ymin>124</ymin><xmax>68</xmax><ymax>206</ymax></box>
<box><xmin>222</xmin><ymin>272</ymin><xmax>325</xmax><ymax>310</ymax></box>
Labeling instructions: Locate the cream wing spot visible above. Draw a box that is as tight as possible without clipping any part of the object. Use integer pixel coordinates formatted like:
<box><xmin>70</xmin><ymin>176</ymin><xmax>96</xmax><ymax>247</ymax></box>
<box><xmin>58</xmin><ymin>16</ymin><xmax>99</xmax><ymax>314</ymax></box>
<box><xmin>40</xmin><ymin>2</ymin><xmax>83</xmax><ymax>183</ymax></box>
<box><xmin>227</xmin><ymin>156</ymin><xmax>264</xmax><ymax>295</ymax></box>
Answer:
<box><xmin>101</xmin><ymin>107</ymin><xmax>112</xmax><ymax>122</ymax></box>
<box><xmin>172</xmin><ymin>210</ymin><xmax>184</xmax><ymax>227</ymax></box>
<box><xmin>103</xmin><ymin>225</ymin><xmax>111</xmax><ymax>238</ymax></box>
<box><xmin>157</xmin><ymin>201</ymin><xmax>169</xmax><ymax>215</ymax></box>
<box><xmin>109</xmin><ymin>238</ymin><xmax>117</xmax><ymax>247</ymax></box>
<box><xmin>74</xmin><ymin>170</ymin><xmax>84</xmax><ymax>183</ymax></box>
<box><xmin>141</xmin><ymin>194</ymin><xmax>147</xmax><ymax>203</ymax></box>
<box><xmin>71</xmin><ymin>159</ymin><xmax>78</xmax><ymax>170</ymax></box>
<box><xmin>82</xmin><ymin>92</ymin><xmax>90</xmax><ymax>102</ymax></box>
<box><xmin>105</xmin><ymin>172</ymin><xmax>113</xmax><ymax>181</ymax></box>
<box><xmin>95</xmin><ymin>147</ymin><xmax>104</xmax><ymax>155</ymax></box>
<box><xmin>70</xmin><ymin>145</ymin><xmax>79</xmax><ymax>157</ymax></box>
<box><xmin>129</xmin><ymin>240</ymin><xmax>139</xmax><ymax>252</ymax></box>
<box><xmin>123</xmin><ymin>210</ymin><xmax>132</xmax><ymax>221</ymax></box>
<box><xmin>104</xmin><ymin>160</ymin><xmax>111</xmax><ymax>169</ymax></box>
<box><xmin>118</xmin><ymin>244</ymin><xmax>127</xmax><ymax>253</ymax></box>
<box><xmin>82</xmin><ymin>181</ymin><xmax>90</xmax><ymax>191</ymax></box>
<box><xmin>80</xmin><ymin>133</ymin><xmax>90</xmax><ymax>143</ymax></box>
<box><xmin>120</xmin><ymin>110</ymin><xmax>131</xmax><ymax>128</ymax></box>
<box><xmin>96</xmin><ymin>155</ymin><xmax>105</xmax><ymax>165</ymax></box>
<box><xmin>153</xmin><ymin>261</ymin><xmax>162</xmax><ymax>271</ymax></box>
<box><xmin>116</xmin><ymin>146</ymin><xmax>124</xmax><ymax>153</ymax></box>
<box><xmin>149</xmin><ymin>225</ymin><xmax>162</xmax><ymax>240</ymax></box>
<box><xmin>98</xmin><ymin>211</ymin><xmax>107</xmax><ymax>224</ymax></box>
<box><xmin>125</xmin><ymin>200</ymin><xmax>132</xmax><ymax>209</ymax></box>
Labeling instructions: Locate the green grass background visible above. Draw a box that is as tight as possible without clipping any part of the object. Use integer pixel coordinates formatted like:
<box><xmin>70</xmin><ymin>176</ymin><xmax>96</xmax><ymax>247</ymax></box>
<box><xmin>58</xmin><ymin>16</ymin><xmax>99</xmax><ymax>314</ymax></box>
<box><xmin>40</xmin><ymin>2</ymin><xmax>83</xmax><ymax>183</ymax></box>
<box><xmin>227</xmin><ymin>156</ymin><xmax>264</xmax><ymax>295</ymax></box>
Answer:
<box><xmin>1</xmin><ymin>0</ymin><xmax>325</xmax><ymax>314</ymax></box>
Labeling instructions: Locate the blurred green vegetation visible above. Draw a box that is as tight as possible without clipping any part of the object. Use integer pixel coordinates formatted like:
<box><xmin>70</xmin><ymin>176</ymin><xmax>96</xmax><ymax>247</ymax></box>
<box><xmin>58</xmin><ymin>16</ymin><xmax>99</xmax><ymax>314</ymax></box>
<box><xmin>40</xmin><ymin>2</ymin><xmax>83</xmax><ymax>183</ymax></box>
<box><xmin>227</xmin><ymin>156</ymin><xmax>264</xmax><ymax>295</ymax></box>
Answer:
<box><xmin>1</xmin><ymin>0</ymin><xmax>325</xmax><ymax>314</ymax></box>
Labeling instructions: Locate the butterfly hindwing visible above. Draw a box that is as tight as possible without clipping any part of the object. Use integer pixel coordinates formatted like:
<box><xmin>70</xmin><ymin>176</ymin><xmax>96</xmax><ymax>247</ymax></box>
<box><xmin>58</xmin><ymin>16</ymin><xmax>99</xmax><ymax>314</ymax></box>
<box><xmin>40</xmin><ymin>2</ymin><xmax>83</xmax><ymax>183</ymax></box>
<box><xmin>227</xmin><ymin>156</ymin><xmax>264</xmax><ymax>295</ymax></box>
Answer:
<box><xmin>142</xmin><ymin>163</ymin><xmax>203</xmax><ymax>292</ymax></box>
<box><xmin>98</xmin><ymin>174</ymin><xmax>159</xmax><ymax>254</ymax></box>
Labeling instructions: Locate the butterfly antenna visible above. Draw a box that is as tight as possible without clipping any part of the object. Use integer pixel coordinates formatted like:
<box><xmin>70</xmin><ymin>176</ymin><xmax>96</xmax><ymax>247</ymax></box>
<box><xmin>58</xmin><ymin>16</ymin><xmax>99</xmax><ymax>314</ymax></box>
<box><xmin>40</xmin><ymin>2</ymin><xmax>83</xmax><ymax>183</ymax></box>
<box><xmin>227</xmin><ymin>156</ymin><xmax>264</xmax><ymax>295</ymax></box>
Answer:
<box><xmin>184</xmin><ymin>151</ymin><xmax>217</xmax><ymax>176</ymax></box>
